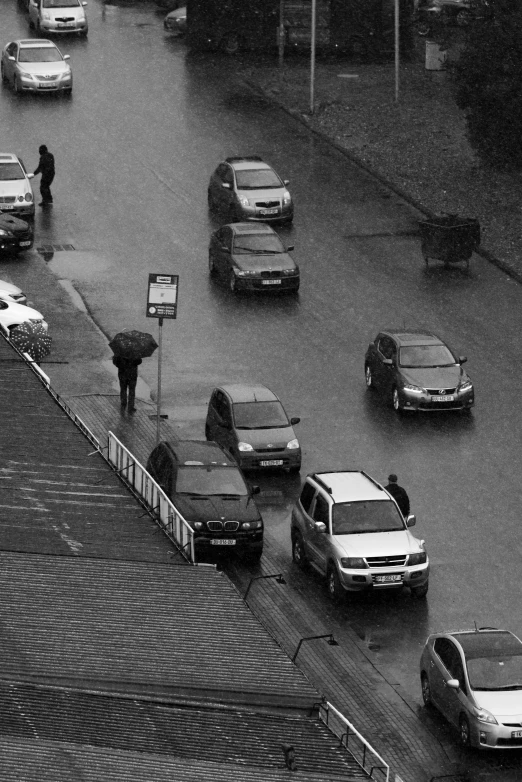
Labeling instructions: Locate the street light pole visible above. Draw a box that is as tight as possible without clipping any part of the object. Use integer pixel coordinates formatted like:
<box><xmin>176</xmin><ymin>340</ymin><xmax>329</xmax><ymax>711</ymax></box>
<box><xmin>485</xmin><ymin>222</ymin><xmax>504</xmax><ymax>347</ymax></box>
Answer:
<box><xmin>310</xmin><ymin>0</ymin><xmax>316</xmax><ymax>113</ymax></box>
<box><xmin>395</xmin><ymin>0</ymin><xmax>400</xmax><ymax>102</ymax></box>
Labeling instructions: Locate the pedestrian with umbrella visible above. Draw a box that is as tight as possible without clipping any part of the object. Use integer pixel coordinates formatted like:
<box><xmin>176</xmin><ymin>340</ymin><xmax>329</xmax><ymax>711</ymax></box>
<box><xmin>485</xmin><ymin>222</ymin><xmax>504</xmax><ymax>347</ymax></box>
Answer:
<box><xmin>9</xmin><ymin>322</ymin><xmax>52</xmax><ymax>365</ymax></box>
<box><xmin>109</xmin><ymin>330</ymin><xmax>158</xmax><ymax>414</ymax></box>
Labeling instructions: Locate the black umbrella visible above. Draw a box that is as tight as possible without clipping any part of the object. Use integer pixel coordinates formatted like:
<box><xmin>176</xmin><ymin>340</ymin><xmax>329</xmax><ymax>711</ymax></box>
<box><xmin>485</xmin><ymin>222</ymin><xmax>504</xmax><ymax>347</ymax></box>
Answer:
<box><xmin>9</xmin><ymin>322</ymin><xmax>52</xmax><ymax>362</ymax></box>
<box><xmin>109</xmin><ymin>330</ymin><xmax>158</xmax><ymax>360</ymax></box>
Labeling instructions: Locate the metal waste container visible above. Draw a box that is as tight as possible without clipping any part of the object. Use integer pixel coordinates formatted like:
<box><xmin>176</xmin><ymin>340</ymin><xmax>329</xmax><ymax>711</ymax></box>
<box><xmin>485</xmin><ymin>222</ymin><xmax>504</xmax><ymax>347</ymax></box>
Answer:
<box><xmin>425</xmin><ymin>40</ymin><xmax>447</xmax><ymax>70</ymax></box>
<box><xmin>419</xmin><ymin>214</ymin><xmax>480</xmax><ymax>270</ymax></box>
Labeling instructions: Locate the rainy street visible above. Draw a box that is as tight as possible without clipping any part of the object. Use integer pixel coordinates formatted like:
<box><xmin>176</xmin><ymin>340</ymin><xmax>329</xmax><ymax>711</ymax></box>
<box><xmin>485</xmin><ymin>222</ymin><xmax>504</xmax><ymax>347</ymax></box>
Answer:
<box><xmin>1</xmin><ymin>0</ymin><xmax>522</xmax><ymax>775</ymax></box>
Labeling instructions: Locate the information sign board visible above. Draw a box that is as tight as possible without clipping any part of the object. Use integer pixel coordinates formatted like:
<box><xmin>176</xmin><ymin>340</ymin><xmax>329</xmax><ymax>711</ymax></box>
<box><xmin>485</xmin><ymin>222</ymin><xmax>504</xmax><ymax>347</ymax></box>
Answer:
<box><xmin>146</xmin><ymin>274</ymin><xmax>179</xmax><ymax>319</ymax></box>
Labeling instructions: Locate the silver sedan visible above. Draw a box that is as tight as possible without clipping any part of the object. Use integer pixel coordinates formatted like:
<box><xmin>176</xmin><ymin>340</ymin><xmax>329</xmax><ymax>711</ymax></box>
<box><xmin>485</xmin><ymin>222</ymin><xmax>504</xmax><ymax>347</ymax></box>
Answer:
<box><xmin>1</xmin><ymin>38</ymin><xmax>72</xmax><ymax>94</ymax></box>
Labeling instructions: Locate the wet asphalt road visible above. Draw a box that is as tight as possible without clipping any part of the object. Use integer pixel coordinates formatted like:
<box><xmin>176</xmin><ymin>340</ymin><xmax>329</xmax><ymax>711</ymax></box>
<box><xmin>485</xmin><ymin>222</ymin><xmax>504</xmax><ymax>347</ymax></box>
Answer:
<box><xmin>1</xmin><ymin>1</ymin><xmax>522</xmax><ymax>775</ymax></box>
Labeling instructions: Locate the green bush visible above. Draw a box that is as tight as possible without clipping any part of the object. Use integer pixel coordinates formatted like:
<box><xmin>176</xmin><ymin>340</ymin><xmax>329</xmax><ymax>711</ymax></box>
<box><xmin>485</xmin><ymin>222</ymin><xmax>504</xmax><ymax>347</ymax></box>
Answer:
<box><xmin>452</xmin><ymin>1</ymin><xmax>522</xmax><ymax>169</ymax></box>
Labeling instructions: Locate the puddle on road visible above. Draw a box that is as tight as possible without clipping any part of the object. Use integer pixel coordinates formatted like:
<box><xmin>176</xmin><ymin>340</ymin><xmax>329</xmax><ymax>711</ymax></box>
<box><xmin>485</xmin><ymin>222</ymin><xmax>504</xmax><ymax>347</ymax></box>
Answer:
<box><xmin>45</xmin><ymin>250</ymin><xmax>113</xmax><ymax>280</ymax></box>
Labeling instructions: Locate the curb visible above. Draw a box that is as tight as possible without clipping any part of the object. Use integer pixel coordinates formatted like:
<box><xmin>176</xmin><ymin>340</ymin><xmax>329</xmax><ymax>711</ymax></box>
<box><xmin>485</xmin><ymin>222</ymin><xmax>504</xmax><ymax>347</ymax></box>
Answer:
<box><xmin>243</xmin><ymin>78</ymin><xmax>522</xmax><ymax>286</ymax></box>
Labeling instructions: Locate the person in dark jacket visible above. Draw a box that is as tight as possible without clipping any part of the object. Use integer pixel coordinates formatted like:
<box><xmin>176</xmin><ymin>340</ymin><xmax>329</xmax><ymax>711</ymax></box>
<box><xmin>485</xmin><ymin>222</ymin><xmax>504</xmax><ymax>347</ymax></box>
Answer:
<box><xmin>33</xmin><ymin>145</ymin><xmax>55</xmax><ymax>205</ymax></box>
<box><xmin>384</xmin><ymin>474</ymin><xmax>410</xmax><ymax>517</ymax></box>
<box><xmin>113</xmin><ymin>356</ymin><xmax>142</xmax><ymax>413</ymax></box>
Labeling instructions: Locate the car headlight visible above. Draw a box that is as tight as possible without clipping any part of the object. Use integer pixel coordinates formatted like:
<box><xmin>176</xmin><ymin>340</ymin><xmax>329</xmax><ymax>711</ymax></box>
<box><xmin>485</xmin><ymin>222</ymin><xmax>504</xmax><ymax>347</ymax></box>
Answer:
<box><xmin>59</xmin><ymin>71</ymin><xmax>72</xmax><ymax>80</ymax></box>
<box><xmin>286</xmin><ymin>438</ymin><xmax>299</xmax><ymax>450</ymax></box>
<box><xmin>42</xmin><ymin>11</ymin><xmax>51</xmax><ymax>19</ymax></box>
<box><xmin>25</xmin><ymin>193</ymin><xmax>33</xmax><ymax>202</ymax></box>
<box><xmin>408</xmin><ymin>552</ymin><xmax>427</xmax><ymax>566</ymax></box>
<box><xmin>403</xmin><ymin>384</ymin><xmax>424</xmax><ymax>393</ymax></box>
<box><xmin>193</xmin><ymin>521</ymin><xmax>204</xmax><ymax>530</ymax></box>
<box><xmin>282</xmin><ymin>190</ymin><xmax>292</xmax><ymax>205</ymax></box>
<box><xmin>474</xmin><ymin>706</ymin><xmax>498</xmax><ymax>725</ymax></box>
<box><xmin>459</xmin><ymin>380</ymin><xmax>473</xmax><ymax>392</ymax></box>
<box><xmin>237</xmin><ymin>441</ymin><xmax>254</xmax><ymax>452</ymax></box>
<box><xmin>238</xmin><ymin>196</ymin><xmax>250</xmax><ymax>207</ymax></box>
<box><xmin>340</xmin><ymin>557</ymin><xmax>367</xmax><ymax>569</ymax></box>
<box><xmin>0</xmin><ymin>229</ymin><xmax>12</xmax><ymax>237</ymax></box>
<box><xmin>281</xmin><ymin>268</ymin><xmax>298</xmax><ymax>276</ymax></box>
<box><xmin>241</xmin><ymin>520</ymin><xmax>262</xmax><ymax>530</ymax></box>
<box><xmin>236</xmin><ymin>269</ymin><xmax>257</xmax><ymax>276</ymax></box>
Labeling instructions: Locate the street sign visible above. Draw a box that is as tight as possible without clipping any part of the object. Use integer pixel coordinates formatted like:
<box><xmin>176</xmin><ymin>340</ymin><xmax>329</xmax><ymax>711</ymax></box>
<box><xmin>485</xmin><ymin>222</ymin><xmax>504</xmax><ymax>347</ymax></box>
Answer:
<box><xmin>146</xmin><ymin>274</ymin><xmax>179</xmax><ymax>319</ymax></box>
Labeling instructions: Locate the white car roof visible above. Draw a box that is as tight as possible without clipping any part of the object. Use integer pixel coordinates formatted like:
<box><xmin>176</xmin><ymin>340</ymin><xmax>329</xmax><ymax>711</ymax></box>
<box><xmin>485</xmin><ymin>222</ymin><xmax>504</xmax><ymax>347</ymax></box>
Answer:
<box><xmin>0</xmin><ymin>154</ymin><xmax>21</xmax><ymax>164</ymax></box>
<box><xmin>313</xmin><ymin>472</ymin><xmax>387</xmax><ymax>503</ymax></box>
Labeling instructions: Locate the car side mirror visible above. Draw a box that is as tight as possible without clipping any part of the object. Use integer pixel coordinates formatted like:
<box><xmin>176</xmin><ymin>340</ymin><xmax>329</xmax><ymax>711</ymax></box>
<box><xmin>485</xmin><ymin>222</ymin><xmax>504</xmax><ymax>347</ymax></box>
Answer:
<box><xmin>283</xmin><ymin>179</ymin><xmax>290</xmax><ymax>185</ymax></box>
<box><xmin>314</xmin><ymin>521</ymin><xmax>327</xmax><ymax>533</ymax></box>
<box><xmin>63</xmin><ymin>55</ymin><xmax>70</xmax><ymax>60</ymax></box>
<box><xmin>251</xmin><ymin>485</ymin><xmax>260</xmax><ymax>495</ymax></box>
<box><xmin>286</xmin><ymin>245</ymin><xmax>294</xmax><ymax>252</ymax></box>
<box><xmin>221</xmin><ymin>182</ymin><xmax>231</xmax><ymax>189</ymax></box>
<box><xmin>8</xmin><ymin>56</ymin><xmax>15</xmax><ymax>61</ymax></box>
<box><xmin>220</xmin><ymin>245</ymin><xmax>230</xmax><ymax>253</ymax></box>
<box><xmin>406</xmin><ymin>514</ymin><xmax>416</xmax><ymax>527</ymax></box>
<box><xmin>447</xmin><ymin>679</ymin><xmax>460</xmax><ymax>691</ymax></box>
<box><xmin>459</xmin><ymin>355</ymin><xmax>467</xmax><ymax>364</ymax></box>
<box><xmin>82</xmin><ymin>1</ymin><xmax>87</xmax><ymax>5</ymax></box>
<box><xmin>382</xmin><ymin>358</ymin><xmax>393</xmax><ymax>365</ymax></box>
<box><xmin>27</xmin><ymin>173</ymin><xmax>34</xmax><ymax>179</ymax></box>
<box><xmin>290</xmin><ymin>417</ymin><xmax>300</xmax><ymax>425</ymax></box>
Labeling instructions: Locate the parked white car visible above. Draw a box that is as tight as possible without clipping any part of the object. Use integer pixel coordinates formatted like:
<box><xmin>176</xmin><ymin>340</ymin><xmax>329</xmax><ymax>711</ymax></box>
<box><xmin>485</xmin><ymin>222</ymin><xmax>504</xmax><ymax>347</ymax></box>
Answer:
<box><xmin>0</xmin><ymin>299</ymin><xmax>47</xmax><ymax>335</ymax></box>
<box><xmin>28</xmin><ymin>0</ymin><xmax>88</xmax><ymax>36</ymax></box>
<box><xmin>0</xmin><ymin>279</ymin><xmax>28</xmax><ymax>305</ymax></box>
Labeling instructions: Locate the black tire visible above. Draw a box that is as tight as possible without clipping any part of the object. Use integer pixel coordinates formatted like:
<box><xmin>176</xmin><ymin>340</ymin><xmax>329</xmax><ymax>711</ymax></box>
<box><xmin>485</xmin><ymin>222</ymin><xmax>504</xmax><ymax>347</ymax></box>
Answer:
<box><xmin>288</xmin><ymin>464</ymin><xmax>301</xmax><ymax>474</ymax></box>
<box><xmin>459</xmin><ymin>714</ymin><xmax>471</xmax><ymax>747</ymax></box>
<box><xmin>207</xmin><ymin>190</ymin><xmax>214</xmax><ymax>210</ymax></box>
<box><xmin>416</xmin><ymin>22</ymin><xmax>431</xmax><ymax>36</ymax></box>
<box><xmin>1</xmin><ymin>64</ymin><xmax>6</xmax><ymax>84</ymax></box>
<box><xmin>365</xmin><ymin>364</ymin><xmax>374</xmax><ymax>389</ymax></box>
<box><xmin>411</xmin><ymin>582</ymin><xmax>429</xmax><ymax>599</ymax></box>
<box><xmin>421</xmin><ymin>673</ymin><xmax>432</xmax><ymax>707</ymax></box>
<box><xmin>292</xmin><ymin>532</ymin><xmax>308</xmax><ymax>570</ymax></box>
<box><xmin>327</xmin><ymin>564</ymin><xmax>344</xmax><ymax>602</ymax></box>
<box><xmin>13</xmin><ymin>76</ymin><xmax>21</xmax><ymax>95</ymax></box>
<box><xmin>204</xmin><ymin>424</ymin><xmax>211</xmax><ymax>440</ymax></box>
<box><xmin>228</xmin><ymin>205</ymin><xmax>238</xmax><ymax>223</ymax></box>
<box><xmin>208</xmin><ymin>253</ymin><xmax>216</xmax><ymax>276</ymax></box>
<box><xmin>221</xmin><ymin>32</ymin><xmax>240</xmax><ymax>55</ymax></box>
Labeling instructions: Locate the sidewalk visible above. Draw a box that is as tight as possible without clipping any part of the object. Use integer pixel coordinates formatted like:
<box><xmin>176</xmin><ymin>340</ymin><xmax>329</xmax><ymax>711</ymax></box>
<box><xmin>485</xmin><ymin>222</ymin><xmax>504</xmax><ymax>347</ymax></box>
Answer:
<box><xmin>63</xmin><ymin>392</ymin><xmax>467</xmax><ymax>782</ymax></box>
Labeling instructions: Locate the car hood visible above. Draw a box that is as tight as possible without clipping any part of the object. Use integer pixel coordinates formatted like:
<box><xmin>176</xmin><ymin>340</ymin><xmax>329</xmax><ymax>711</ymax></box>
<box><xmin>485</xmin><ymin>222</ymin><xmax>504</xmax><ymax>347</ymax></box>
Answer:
<box><xmin>0</xmin><ymin>214</ymin><xmax>32</xmax><ymax>235</ymax></box>
<box><xmin>18</xmin><ymin>62</ymin><xmax>70</xmax><ymax>76</ymax></box>
<box><xmin>174</xmin><ymin>494</ymin><xmax>260</xmax><ymax>524</ymax></box>
<box><xmin>0</xmin><ymin>180</ymin><xmax>31</xmax><ymax>197</ymax></box>
<box><xmin>237</xmin><ymin>186</ymin><xmax>289</xmax><ymax>201</ymax></box>
<box><xmin>473</xmin><ymin>689</ymin><xmax>522</xmax><ymax>717</ymax></box>
<box><xmin>334</xmin><ymin>530</ymin><xmax>422</xmax><ymax>557</ymax></box>
<box><xmin>45</xmin><ymin>7</ymin><xmax>85</xmax><ymax>20</ymax></box>
<box><xmin>400</xmin><ymin>365</ymin><xmax>467</xmax><ymax>389</ymax></box>
<box><xmin>0</xmin><ymin>301</ymin><xmax>44</xmax><ymax>320</ymax></box>
<box><xmin>232</xmin><ymin>252</ymin><xmax>296</xmax><ymax>271</ymax></box>
<box><xmin>235</xmin><ymin>425</ymin><xmax>297</xmax><ymax>449</ymax></box>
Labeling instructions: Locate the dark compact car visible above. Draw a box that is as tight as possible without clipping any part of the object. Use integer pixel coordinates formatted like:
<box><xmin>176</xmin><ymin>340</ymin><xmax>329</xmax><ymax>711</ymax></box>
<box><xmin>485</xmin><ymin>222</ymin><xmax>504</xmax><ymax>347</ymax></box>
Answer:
<box><xmin>205</xmin><ymin>384</ymin><xmax>301</xmax><ymax>473</ymax></box>
<box><xmin>0</xmin><ymin>212</ymin><xmax>34</xmax><ymax>254</ymax></box>
<box><xmin>365</xmin><ymin>330</ymin><xmax>474</xmax><ymax>413</ymax></box>
<box><xmin>146</xmin><ymin>439</ymin><xmax>263</xmax><ymax>561</ymax></box>
<box><xmin>207</xmin><ymin>156</ymin><xmax>294</xmax><ymax>224</ymax></box>
<box><xmin>209</xmin><ymin>222</ymin><xmax>299</xmax><ymax>294</ymax></box>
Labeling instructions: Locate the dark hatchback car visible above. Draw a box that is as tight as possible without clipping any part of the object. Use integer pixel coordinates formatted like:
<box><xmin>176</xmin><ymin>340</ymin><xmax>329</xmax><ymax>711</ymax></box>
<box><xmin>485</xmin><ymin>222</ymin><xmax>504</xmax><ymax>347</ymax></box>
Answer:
<box><xmin>146</xmin><ymin>439</ymin><xmax>263</xmax><ymax>561</ymax></box>
<box><xmin>0</xmin><ymin>212</ymin><xmax>34</xmax><ymax>254</ymax></box>
<box><xmin>209</xmin><ymin>222</ymin><xmax>299</xmax><ymax>294</ymax></box>
<box><xmin>365</xmin><ymin>330</ymin><xmax>474</xmax><ymax>413</ymax></box>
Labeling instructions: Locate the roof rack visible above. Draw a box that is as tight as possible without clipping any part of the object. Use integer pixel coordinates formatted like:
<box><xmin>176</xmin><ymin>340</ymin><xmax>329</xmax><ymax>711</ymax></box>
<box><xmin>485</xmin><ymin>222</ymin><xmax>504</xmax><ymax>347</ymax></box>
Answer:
<box><xmin>225</xmin><ymin>156</ymin><xmax>263</xmax><ymax>163</ymax></box>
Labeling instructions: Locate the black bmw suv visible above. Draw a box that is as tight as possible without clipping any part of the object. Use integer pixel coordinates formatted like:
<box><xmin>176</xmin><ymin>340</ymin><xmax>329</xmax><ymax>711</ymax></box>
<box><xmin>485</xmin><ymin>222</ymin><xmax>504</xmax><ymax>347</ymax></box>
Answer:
<box><xmin>146</xmin><ymin>440</ymin><xmax>263</xmax><ymax>561</ymax></box>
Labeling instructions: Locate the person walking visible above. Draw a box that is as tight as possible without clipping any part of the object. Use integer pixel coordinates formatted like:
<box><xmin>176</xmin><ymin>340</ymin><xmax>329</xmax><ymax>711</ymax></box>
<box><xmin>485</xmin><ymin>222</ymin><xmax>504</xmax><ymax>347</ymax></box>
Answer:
<box><xmin>33</xmin><ymin>145</ymin><xmax>55</xmax><ymax>206</ymax></box>
<box><xmin>113</xmin><ymin>356</ymin><xmax>142</xmax><ymax>413</ymax></box>
<box><xmin>384</xmin><ymin>474</ymin><xmax>410</xmax><ymax>517</ymax></box>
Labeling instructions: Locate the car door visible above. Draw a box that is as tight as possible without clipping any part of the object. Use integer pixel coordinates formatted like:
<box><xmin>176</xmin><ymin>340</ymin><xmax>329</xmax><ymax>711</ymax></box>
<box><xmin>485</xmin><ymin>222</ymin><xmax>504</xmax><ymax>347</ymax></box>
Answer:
<box><xmin>306</xmin><ymin>492</ymin><xmax>331</xmax><ymax>574</ymax></box>
<box><xmin>374</xmin><ymin>335</ymin><xmax>396</xmax><ymax>393</ymax></box>
<box><xmin>215</xmin><ymin>226</ymin><xmax>233</xmax><ymax>276</ymax></box>
<box><xmin>429</xmin><ymin>638</ymin><xmax>466</xmax><ymax>728</ymax></box>
<box><xmin>209</xmin><ymin>391</ymin><xmax>234</xmax><ymax>452</ymax></box>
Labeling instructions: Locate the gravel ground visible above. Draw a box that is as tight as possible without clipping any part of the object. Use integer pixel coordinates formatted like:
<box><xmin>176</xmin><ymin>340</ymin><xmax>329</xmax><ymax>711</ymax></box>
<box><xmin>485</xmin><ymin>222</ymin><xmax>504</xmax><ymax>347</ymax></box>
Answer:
<box><xmin>238</xmin><ymin>53</ymin><xmax>522</xmax><ymax>281</ymax></box>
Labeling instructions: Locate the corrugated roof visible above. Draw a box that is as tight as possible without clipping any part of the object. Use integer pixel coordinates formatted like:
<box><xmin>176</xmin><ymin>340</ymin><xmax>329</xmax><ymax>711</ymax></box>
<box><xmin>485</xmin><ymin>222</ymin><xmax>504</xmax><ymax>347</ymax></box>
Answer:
<box><xmin>0</xmin><ymin>736</ymin><xmax>366</xmax><ymax>781</ymax></box>
<box><xmin>0</xmin><ymin>337</ymin><xmax>185</xmax><ymax>564</ymax></box>
<box><xmin>0</xmin><ymin>685</ymin><xmax>366</xmax><ymax>778</ymax></box>
<box><xmin>0</xmin><ymin>552</ymin><xmax>318</xmax><ymax>711</ymax></box>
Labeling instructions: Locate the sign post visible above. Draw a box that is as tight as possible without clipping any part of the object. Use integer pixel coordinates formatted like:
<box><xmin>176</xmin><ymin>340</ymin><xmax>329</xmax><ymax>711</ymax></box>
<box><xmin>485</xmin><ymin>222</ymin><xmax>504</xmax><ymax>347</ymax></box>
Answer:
<box><xmin>146</xmin><ymin>274</ymin><xmax>179</xmax><ymax>444</ymax></box>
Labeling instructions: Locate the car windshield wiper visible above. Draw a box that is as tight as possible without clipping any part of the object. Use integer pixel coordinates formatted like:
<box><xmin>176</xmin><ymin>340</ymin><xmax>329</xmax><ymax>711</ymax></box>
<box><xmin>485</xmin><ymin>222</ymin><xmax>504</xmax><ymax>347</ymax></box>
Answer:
<box><xmin>491</xmin><ymin>684</ymin><xmax>522</xmax><ymax>690</ymax></box>
<box><xmin>233</xmin><ymin>246</ymin><xmax>259</xmax><ymax>253</ymax></box>
<box><xmin>251</xmin><ymin>249</ymin><xmax>282</xmax><ymax>254</ymax></box>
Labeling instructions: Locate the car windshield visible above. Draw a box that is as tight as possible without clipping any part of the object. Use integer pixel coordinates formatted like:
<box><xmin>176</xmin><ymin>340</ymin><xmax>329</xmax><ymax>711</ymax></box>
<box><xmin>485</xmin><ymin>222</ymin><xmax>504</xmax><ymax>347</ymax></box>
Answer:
<box><xmin>332</xmin><ymin>500</ymin><xmax>405</xmax><ymax>535</ymax></box>
<box><xmin>235</xmin><ymin>169</ymin><xmax>282</xmax><ymax>190</ymax></box>
<box><xmin>176</xmin><ymin>466</ymin><xmax>247</xmax><ymax>496</ymax></box>
<box><xmin>399</xmin><ymin>344</ymin><xmax>456</xmax><ymax>368</ymax></box>
<box><xmin>19</xmin><ymin>48</ymin><xmax>62</xmax><ymax>63</ymax></box>
<box><xmin>232</xmin><ymin>234</ymin><xmax>284</xmax><ymax>254</ymax></box>
<box><xmin>233</xmin><ymin>400</ymin><xmax>288</xmax><ymax>429</ymax></box>
<box><xmin>43</xmin><ymin>0</ymin><xmax>81</xmax><ymax>6</ymax></box>
<box><xmin>0</xmin><ymin>163</ymin><xmax>25</xmax><ymax>180</ymax></box>
<box><xmin>466</xmin><ymin>652</ymin><xmax>522</xmax><ymax>691</ymax></box>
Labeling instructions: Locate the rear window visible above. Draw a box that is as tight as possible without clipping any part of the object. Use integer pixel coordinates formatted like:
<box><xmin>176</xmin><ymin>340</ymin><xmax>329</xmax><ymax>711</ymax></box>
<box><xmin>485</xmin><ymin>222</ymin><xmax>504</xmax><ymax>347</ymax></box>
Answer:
<box><xmin>332</xmin><ymin>500</ymin><xmax>405</xmax><ymax>535</ymax></box>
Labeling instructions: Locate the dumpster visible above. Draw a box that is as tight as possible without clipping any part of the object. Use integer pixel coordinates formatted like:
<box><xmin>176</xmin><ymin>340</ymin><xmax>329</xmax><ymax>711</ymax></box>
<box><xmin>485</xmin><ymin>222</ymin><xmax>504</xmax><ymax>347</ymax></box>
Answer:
<box><xmin>419</xmin><ymin>214</ymin><xmax>480</xmax><ymax>271</ymax></box>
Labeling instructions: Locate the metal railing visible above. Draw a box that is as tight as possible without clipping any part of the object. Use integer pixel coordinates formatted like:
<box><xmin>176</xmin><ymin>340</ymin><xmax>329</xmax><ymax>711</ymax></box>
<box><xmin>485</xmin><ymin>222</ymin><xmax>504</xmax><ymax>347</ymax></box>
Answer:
<box><xmin>319</xmin><ymin>701</ymin><xmax>390</xmax><ymax>782</ymax></box>
<box><xmin>108</xmin><ymin>432</ymin><xmax>195</xmax><ymax>563</ymax></box>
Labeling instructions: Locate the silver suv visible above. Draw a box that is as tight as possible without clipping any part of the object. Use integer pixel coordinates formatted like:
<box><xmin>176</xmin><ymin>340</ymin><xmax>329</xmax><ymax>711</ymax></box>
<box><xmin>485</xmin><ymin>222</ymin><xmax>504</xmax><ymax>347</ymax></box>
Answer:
<box><xmin>291</xmin><ymin>471</ymin><xmax>429</xmax><ymax>600</ymax></box>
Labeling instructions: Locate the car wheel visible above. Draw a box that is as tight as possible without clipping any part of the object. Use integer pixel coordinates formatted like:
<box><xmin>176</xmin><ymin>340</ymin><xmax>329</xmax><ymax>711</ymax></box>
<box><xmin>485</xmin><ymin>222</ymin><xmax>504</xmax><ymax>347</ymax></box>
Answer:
<box><xmin>288</xmin><ymin>464</ymin><xmax>301</xmax><ymax>474</ymax></box>
<box><xmin>327</xmin><ymin>564</ymin><xmax>344</xmax><ymax>602</ymax></box>
<box><xmin>229</xmin><ymin>272</ymin><xmax>238</xmax><ymax>293</ymax></box>
<box><xmin>392</xmin><ymin>387</ymin><xmax>402</xmax><ymax>413</ymax></box>
<box><xmin>421</xmin><ymin>673</ymin><xmax>432</xmax><ymax>707</ymax></box>
<box><xmin>221</xmin><ymin>32</ymin><xmax>240</xmax><ymax>55</ymax></box>
<box><xmin>416</xmin><ymin>21</ymin><xmax>431</xmax><ymax>36</ymax></box>
<box><xmin>228</xmin><ymin>205</ymin><xmax>238</xmax><ymax>223</ymax></box>
<box><xmin>365</xmin><ymin>364</ymin><xmax>374</xmax><ymax>389</ymax></box>
<box><xmin>13</xmin><ymin>76</ymin><xmax>21</xmax><ymax>95</ymax></box>
<box><xmin>411</xmin><ymin>582</ymin><xmax>429</xmax><ymax>599</ymax></box>
<box><xmin>204</xmin><ymin>424</ymin><xmax>211</xmax><ymax>440</ymax></box>
<box><xmin>456</xmin><ymin>9</ymin><xmax>471</xmax><ymax>26</ymax></box>
<box><xmin>207</xmin><ymin>190</ymin><xmax>214</xmax><ymax>210</ymax></box>
<box><xmin>459</xmin><ymin>714</ymin><xmax>471</xmax><ymax>747</ymax></box>
<box><xmin>1</xmin><ymin>64</ymin><xmax>6</xmax><ymax>84</ymax></box>
<box><xmin>292</xmin><ymin>532</ymin><xmax>308</xmax><ymax>570</ymax></box>
<box><xmin>208</xmin><ymin>253</ymin><xmax>216</xmax><ymax>276</ymax></box>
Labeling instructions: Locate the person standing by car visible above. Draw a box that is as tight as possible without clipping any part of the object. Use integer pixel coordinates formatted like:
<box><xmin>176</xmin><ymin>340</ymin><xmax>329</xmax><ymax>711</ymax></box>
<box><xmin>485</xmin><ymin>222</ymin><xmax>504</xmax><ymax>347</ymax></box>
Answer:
<box><xmin>384</xmin><ymin>474</ymin><xmax>410</xmax><ymax>517</ymax></box>
<box><xmin>33</xmin><ymin>145</ymin><xmax>55</xmax><ymax>206</ymax></box>
<box><xmin>113</xmin><ymin>356</ymin><xmax>141</xmax><ymax>413</ymax></box>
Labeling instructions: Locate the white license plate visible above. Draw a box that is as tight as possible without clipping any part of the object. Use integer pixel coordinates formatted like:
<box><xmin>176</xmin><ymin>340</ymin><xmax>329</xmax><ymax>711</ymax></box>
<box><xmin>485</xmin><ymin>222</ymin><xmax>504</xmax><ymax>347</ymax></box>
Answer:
<box><xmin>19</xmin><ymin>241</ymin><xmax>32</xmax><ymax>246</ymax></box>
<box><xmin>0</xmin><ymin>205</ymin><xmax>14</xmax><ymax>210</ymax></box>
<box><xmin>431</xmin><ymin>395</ymin><xmax>455</xmax><ymax>402</ymax></box>
<box><xmin>512</xmin><ymin>730</ymin><xmax>522</xmax><ymax>738</ymax></box>
<box><xmin>262</xmin><ymin>279</ymin><xmax>281</xmax><ymax>285</ymax></box>
<box><xmin>210</xmin><ymin>539</ymin><xmax>236</xmax><ymax>546</ymax></box>
<box><xmin>260</xmin><ymin>459</ymin><xmax>283</xmax><ymax>467</ymax></box>
<box><xmin>260</xmin><ymin>208</ymin><xmax>278</xmax><ymax>215</ymax></box>
<box><xmin>58</xmin><ymin>22</ymin><xmax>75</xmax><ymax>26</ymax></box>
<box><xmin>39</xmin><ymin>83</ymin><xmax>55</xmax><ymax>88</ymax></box>
<box><xmin>375</xmin><ymin>574</ymin><xmax>402</xmax><ymax>583</ymax></box>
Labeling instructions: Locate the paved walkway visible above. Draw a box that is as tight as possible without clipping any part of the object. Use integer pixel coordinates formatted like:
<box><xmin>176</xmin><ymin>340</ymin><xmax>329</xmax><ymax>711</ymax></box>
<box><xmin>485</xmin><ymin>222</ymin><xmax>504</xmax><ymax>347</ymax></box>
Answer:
<box><xmin>63</xmin><ymin>392</ymin><xmax>469</xmax><ymax>782</ymax></box>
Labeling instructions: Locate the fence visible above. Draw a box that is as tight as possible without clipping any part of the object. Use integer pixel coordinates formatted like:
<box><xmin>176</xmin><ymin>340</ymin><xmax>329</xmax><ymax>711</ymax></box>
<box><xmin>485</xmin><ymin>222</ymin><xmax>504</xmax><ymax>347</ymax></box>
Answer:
<box><xmin>319</xmin><ymin>701</ymin><xmax>390</xmax><ymax>781</ymax></box>
<box><xmin>108</xmin><ymin>431</ymin><xmax>195</xmax><ymax>563</ymax></box>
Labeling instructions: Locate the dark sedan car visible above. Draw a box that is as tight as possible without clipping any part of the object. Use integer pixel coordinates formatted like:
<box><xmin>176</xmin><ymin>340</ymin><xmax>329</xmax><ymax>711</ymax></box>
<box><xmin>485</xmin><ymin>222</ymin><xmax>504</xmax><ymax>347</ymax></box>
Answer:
<box><xmin>209</xmin><ymin>222</ymin><xmax>299</xmax><ymax>293</ymax></box>
<box><xmin>365</xmin><ymin>330</ymin><xmax>474</xmax><ymax>412</ymax></box>
<box><xmin>0</xmin><ymin>213</ymin><xmax>34</xmax><ymax>254</ymax></box>
<box><xmin>146</xmin><ymin>439</ymin><xmax>263</xmax><ymax>561</ymax></box>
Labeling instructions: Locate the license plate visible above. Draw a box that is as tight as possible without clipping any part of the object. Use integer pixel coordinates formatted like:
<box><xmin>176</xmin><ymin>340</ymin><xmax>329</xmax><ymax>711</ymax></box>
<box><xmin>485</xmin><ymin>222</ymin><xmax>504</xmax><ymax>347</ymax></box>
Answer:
<box><xmin>39</xmin><ymin>83</ymin><xmax>55</xmax><ymax>89</ymax></box>
<box><xmin>512</xmin><ymin>730</ymin><xmax>522</xmax><ymax>738</ymax></box>
<box><xmin>260</xmin><ymin>208</ymin><xmax>278</xmax><ymax>215</ymax></box>
<box><xmin>431</xmin><ymin>395</ymin><xmax>455</xmax><ymax>402</ymax></box>
<box><xmin>19</xmin><ymin>241</ymin><xmax>32</xmax><ymax>246</ymax></box>
<box><xmin>375</xmin><ymin>574</ymin><xmax>402</xmax><ymax>583</ymax></box>
<box><xmin>58</xmin><ymin>22</ymin><xmax>75</xmax><ymax>26</ymax></box>
<box><xmin>210</xmin><ymin>539</ymin><xmax>236</xmax><ymax>546</ymax></box>
<box><xmin>0</xmin><ymin>205</ymin><xmax>14</xmax><ymax>210</ymax></box>
<box><xmin>262</xmin><ymin>279</ymin><xmax>281</xmax><ymax>285</ymax></box>
<box><xmin>260</xmin><ymin>459</ymin><xmax>283</xmax><ymax>466</ymax></box>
